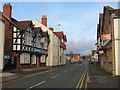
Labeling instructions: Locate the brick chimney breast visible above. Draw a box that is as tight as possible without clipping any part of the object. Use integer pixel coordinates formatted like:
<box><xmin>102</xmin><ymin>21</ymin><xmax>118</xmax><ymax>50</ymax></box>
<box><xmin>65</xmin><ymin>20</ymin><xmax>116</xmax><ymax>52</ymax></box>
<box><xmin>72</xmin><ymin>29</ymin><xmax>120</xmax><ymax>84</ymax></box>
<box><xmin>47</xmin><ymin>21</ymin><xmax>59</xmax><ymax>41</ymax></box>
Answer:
<box><xmin>42</xmin><ymin>15</ymin><xmax>47</xmax><ymax>27</ymax></box>
<box><xmin>3</xmin><ymin>3</ymin><xmax>12</xmax><ymax>19</ymax></box>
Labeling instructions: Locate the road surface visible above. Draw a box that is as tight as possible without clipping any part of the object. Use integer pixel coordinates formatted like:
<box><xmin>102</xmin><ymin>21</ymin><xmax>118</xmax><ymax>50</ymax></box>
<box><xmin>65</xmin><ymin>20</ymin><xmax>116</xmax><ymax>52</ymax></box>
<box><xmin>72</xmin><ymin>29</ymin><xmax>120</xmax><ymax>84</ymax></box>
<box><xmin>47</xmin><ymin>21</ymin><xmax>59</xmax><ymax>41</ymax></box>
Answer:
<box><xmin>2</xmin><ymin>61</ymin><xmax>88</xmax><ymax>89</ymax></box>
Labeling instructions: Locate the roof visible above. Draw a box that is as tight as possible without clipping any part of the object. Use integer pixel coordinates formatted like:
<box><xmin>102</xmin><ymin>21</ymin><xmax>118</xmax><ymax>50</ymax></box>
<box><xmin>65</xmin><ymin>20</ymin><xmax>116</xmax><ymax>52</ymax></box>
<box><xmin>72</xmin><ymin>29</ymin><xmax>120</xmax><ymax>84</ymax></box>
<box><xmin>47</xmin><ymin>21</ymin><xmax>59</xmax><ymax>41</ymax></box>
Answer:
<box><xmin>64</xmin><ymin>35</ymin><xmax>67</xmax><ymax>42</ymax></box>
<box><xmin>42</xmin><ymin>31</ymin><xmax>49</xmax><ymax>37</ymax></box>
<box><xmin>49</xmin><ymin>27</ymin><xmax>54</xmax><ymax>32</ymax></box>
<box><xmin>12</xmin><ymin>18</ymin><xmax>32</xmax><ymax>30</ymax></box>
<box><xmin>60</xmin><ymin>41</ymin><xmax>66</xmax><ymax>49</ymax></box>
<box><xmin>34</xmin><ymin>27</ymin><xmax>42</xmax><ymax>34</ymax></box>
<box><xmin>1</xmin><ymin>12</ymin><xmax>17</xmax><ymax>27</ymax></box>
<box><xmin>54</xmin><ymin>31</ymin><xmax>64</xmax><ymax>39</ymax></box>
<box><xmin>17</xmin><ymin>20</ymin><xmax>32</xmax><ymax>30</ymax></box>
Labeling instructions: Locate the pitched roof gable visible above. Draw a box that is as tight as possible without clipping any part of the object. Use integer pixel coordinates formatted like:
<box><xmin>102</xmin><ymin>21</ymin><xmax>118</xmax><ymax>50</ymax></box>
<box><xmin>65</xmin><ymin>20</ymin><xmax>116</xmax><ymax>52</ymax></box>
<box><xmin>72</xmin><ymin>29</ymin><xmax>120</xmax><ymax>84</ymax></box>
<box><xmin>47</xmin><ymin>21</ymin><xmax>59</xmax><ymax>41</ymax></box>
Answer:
<box><xmin>54</xmin><ymin>31</ymin><xmax>64</xmax><ymax>39</ymax></box>
<box><xmin>17</xmin><ymin>20</ymin><xmax>32</xmax><ymax>30</ymax></box>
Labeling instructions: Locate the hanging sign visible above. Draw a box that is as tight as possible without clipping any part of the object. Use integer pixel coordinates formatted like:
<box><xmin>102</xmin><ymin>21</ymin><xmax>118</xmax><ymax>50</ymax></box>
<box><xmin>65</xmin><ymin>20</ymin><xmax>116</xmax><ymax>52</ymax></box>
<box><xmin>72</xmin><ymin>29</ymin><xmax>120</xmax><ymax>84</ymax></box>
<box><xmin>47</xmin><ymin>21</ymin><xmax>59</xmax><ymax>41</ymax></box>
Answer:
<box><xmin>101</xmin><ymin>34</ymin><xmax>111</xmax><ymax>40</ymax></box>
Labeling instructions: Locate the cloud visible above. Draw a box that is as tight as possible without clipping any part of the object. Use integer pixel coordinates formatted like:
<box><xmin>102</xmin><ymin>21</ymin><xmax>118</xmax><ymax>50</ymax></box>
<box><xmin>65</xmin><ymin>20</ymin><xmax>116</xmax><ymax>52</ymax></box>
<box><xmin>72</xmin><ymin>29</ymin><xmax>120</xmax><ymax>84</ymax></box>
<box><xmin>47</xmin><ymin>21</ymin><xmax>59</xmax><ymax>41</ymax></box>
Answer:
<box><xmin>66</xmin><ymin>38</ymin><xmax>96</xmax><ymax>56</ymax></box>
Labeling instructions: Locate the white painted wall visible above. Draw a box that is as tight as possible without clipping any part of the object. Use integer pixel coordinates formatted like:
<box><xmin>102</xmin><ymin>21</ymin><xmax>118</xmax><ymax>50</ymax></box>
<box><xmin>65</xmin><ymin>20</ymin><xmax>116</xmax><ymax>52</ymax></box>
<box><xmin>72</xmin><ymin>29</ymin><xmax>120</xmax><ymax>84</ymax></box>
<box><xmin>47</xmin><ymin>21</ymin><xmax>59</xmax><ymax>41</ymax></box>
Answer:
<box><xmin>0</xmin><ymin>20</ymin><xmax>5</xmax><ymax>72</ymax></box>
<box><xmin>32</xmin><ymin>19</ymin><xmax>60</xmax><ymax>66</ymax></box>
<box><xmin>114</xmin><ymin>18</ymin><xmax>120</xmax><ymax>75</ymax></box>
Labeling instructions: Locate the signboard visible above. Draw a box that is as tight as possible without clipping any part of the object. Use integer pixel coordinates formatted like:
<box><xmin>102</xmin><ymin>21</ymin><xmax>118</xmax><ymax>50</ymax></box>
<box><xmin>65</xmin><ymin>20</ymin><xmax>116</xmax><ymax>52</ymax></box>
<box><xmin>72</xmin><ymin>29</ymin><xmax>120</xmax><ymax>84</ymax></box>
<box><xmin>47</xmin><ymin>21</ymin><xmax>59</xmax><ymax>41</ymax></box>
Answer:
<box><xmin>99</xmin><ymin>50</ymin><xmax>104</xmax><ymax>54</ymax></box>
<box><xmin>101</xmin><ymin>34</ymin><xmax>111</xmax><ymax>40</ymax></box>
<box><xmin>34</xmin><ymin>48</ymin><xmax>42</xmax><ymax>53</ymax></box>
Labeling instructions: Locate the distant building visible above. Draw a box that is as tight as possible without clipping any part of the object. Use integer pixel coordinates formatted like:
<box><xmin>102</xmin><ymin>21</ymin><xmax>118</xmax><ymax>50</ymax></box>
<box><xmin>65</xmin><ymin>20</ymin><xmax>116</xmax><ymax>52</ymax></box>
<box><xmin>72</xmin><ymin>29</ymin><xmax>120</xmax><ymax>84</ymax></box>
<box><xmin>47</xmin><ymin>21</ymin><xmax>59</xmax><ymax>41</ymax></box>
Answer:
<box><xmin>96</xmin><ymin>6</ymin><xmax>120</xmax><ymax>75</ymax></box>
<box><xmin>71</xmin><ymin>54</ymin><xmax>80</xmax><ymax>61</ymax></box>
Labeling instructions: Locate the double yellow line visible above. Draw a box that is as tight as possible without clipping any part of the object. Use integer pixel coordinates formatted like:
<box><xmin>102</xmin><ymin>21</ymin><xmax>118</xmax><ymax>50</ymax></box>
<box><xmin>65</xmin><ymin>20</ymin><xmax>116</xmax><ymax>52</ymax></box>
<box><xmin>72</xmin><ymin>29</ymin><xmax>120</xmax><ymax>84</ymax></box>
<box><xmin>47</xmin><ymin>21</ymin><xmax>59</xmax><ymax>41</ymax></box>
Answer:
<box><xmin>76</xmin><ymin>64</ymin><xmax>88</xmax><ymax>89</ymax></box>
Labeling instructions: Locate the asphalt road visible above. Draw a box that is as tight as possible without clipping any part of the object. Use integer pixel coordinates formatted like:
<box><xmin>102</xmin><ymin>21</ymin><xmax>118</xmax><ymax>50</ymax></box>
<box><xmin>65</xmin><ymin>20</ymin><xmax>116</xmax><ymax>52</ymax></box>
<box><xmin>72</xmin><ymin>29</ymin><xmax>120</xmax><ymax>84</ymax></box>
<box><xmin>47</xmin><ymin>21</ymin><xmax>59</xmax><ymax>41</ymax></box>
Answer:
<box><xmin>2</xmin><ymin>61</ymin><xmax>88</xmax><ymax>89</ymax></box>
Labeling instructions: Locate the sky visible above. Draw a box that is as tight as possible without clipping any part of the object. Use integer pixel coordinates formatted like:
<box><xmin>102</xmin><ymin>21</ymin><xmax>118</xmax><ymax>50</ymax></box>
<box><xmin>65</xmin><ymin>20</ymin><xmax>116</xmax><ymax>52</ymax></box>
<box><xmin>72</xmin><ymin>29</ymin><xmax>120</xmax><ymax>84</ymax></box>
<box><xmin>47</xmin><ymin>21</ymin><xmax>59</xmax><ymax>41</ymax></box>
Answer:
<box><xmin>1</xmin><ymin>1</ymin><xmax>118</xmax><ymax>56</ymax></box>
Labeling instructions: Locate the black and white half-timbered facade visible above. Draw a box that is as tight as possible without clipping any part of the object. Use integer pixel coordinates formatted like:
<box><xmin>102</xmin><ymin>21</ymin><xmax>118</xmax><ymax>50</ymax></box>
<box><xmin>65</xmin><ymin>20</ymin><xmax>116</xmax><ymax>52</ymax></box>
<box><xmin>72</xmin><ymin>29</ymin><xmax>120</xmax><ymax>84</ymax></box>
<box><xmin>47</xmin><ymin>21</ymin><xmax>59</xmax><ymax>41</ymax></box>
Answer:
<box><xmin>40</xmin><ymin>31</ymin><xmax>49</xmax><ymax>66</ymax></box>
<box><xmin>12</xmin><ymin>20</ymin><xmax>49</xmax><ymax>68</ymax></box>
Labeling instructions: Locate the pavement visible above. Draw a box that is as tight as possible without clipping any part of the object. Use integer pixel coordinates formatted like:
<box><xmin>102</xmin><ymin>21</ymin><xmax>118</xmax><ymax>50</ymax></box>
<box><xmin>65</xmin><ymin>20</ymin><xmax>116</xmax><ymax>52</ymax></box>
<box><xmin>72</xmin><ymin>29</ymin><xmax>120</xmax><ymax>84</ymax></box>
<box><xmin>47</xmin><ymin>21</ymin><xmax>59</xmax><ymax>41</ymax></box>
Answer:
<box><xmin>0</xmin><ymin>66</ymin><xmax>54</xmax><ymax>83</ymax></box>
<box><xmin>87</xmin><ymin>64</ymin><xmax>119</xmax><ymax>89</ymax></box>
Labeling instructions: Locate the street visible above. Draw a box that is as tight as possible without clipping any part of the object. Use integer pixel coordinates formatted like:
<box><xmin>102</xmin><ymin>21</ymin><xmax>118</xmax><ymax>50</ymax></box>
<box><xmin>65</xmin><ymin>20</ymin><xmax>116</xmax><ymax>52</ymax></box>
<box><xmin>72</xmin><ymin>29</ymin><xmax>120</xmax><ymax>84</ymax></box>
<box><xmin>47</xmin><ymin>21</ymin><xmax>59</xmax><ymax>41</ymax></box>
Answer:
<box><xmin>2</xmin><ymin>61</ymin><xmax>88</xmax><ymax>89</ymax></box>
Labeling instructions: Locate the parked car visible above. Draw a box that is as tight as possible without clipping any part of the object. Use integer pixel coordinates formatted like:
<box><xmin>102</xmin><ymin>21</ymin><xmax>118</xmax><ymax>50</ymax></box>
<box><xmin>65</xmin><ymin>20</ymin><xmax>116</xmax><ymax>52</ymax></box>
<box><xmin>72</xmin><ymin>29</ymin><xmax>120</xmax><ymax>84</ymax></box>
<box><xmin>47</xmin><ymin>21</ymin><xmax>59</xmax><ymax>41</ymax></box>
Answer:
<box><xmin>70</xmin><ymin>61</ymin><xmax>78</xmax><ymax>64</ymax></box>
<box><xmin>78</xmin><ymin>60</ymin><xmax>83</xmax><ymax>63</ymax></box>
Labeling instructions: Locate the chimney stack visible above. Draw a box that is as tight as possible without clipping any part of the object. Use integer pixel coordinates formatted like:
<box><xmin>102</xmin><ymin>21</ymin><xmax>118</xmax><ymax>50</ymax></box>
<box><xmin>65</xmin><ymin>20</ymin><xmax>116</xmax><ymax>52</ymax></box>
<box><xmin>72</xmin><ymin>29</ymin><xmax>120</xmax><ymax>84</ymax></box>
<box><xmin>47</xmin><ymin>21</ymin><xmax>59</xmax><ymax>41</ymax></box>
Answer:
<box><xmin>3</xmin><ymin>3</ymin><xmax>12</xmax><ymax>19</ymax></box>
<box><xmin>42</xmin><ymin>15</ymin><xmax>47</xmax><ymax>27</ymax></box>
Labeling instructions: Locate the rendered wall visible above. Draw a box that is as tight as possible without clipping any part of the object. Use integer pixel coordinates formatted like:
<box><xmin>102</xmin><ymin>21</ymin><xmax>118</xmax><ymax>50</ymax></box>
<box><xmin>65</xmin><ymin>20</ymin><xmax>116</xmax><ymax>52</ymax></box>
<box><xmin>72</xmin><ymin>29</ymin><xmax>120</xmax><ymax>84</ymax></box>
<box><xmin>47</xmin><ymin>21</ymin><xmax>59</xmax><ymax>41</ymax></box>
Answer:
<box><xmin>114</xmin><ymin>18</ymin><xmax>120</xmax><ymax>75</ymax></box>
<box><xmin>0</xmin><ymin>19</ymin><xmax>5</xmax><ymax>72</ymax></box>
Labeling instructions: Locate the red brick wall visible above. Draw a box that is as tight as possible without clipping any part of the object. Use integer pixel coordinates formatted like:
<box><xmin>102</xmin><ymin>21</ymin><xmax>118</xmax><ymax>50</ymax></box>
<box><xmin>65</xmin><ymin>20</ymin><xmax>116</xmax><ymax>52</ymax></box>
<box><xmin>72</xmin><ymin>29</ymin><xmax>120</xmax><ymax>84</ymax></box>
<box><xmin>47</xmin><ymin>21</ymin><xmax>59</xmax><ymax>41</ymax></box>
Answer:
<box><xmin>2</xmin><ymin>17</ymin><xmax>13</xmax><ymax>56</ymax></box>
<box><xmin>3</xmin><ymin>3</ymin><xmax>12</xmax><ymax>19</ymax></box>
<box><xmin>42</xmin><ymin>16</ymin><xmax>47</xmax><ymax>27</ymax></box>
<box><xmin>2</xmin><ymin>4</ymin><xmax>13</xmax><ymax>56</ymax></box>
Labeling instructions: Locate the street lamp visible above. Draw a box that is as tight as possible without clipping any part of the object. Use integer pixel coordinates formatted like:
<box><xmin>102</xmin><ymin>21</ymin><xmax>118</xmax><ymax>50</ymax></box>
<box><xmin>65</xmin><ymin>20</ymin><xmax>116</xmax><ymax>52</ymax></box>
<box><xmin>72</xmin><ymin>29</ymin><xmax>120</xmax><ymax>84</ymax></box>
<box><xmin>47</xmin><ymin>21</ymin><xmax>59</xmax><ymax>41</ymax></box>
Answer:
<box><xmin>49</xmin><ymin>24</ymin><xmax>61</xmax><ymax>31</ymax></box>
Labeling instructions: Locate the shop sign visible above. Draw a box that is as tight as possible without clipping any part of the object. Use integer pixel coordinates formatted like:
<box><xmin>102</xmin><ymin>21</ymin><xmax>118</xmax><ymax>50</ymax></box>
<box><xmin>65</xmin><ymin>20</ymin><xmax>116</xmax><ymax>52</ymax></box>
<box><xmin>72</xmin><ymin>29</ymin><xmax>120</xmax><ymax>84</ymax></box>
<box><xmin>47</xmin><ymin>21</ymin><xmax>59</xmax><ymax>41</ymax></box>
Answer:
<box><xmin>101</xmin><ymin>34</ymin><xmax>111</xmax><ymax>40</ymax></box>
<box><xmin>99</xmin><ymin>50</ymin><xmax>104</xmax><ymax>54</ymax></box>
<box><xmin>34</xmin><ymin>48</ymin><xmax>42</xmax><ymax>53</ymax></box>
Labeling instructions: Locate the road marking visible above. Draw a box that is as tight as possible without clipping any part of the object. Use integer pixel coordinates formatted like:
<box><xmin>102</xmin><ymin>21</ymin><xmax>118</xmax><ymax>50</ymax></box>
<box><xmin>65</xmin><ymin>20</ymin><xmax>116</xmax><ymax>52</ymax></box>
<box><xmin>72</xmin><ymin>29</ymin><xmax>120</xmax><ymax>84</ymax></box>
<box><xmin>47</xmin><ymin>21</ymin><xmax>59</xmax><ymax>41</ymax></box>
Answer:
<box><xmin>51</xmin><ymin>74</ymin><xmax>61</xmax><ymax>79</ymax></box>
<box><xmin>26</xmin><ymin>81</ymin><xmax>46</xmax><ymax>90</ymax></box>
<box><xmin>76</xmin><ymin>64</ymin><xmax>88</xmax><ymax>89</ymax></box>
<box><xmin>79</xmin><ymin>70</ymin><xmax>87</xmax><ymax>88</ymax></box>
<box><xmin>64</xmin><ymin>70</ymin><xmax>69</xmax><ymax>73</ymax></box>
<box><xmin>2</xmin><ymin>69</ymin><xmax>55</xmax><ymax>85</ymax></box>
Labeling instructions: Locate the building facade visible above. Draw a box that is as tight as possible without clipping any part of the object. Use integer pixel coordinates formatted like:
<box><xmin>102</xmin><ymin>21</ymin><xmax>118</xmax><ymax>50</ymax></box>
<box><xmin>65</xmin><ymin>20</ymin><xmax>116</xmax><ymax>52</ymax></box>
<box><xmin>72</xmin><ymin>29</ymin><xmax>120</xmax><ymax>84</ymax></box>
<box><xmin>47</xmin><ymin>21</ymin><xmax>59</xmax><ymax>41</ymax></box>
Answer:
<box><xmin>32</xmin><ymin>16</ymin><xmax>67</xmax><ymax>66</ymax></box>
<box><xmin>1</xmin><ymin>3</ymin><xmax>67</xmax><ymax>69</ymax></box>
<box><xmin>2</xmin><ymin>4</ymin><xmax>49</xmax><ymax>69</ymax></box>
<box><xmin>0</xmin><ymin>12</ymin><xmax>5</xmax><ymax>71</ymax></box>
<box><xmin>96</xmin><ymin>6</ymin><xmax>120</xmax><ymax>75</ymax></box>
<box><xmin>2</xmin><ymin>4</ymin><xmax>20</xmax><ymax>70</ymax></box>
<box><xmin>55</xmin><ymin>32</ymin><xmax>67</xmax><ymax>65</ymax></box>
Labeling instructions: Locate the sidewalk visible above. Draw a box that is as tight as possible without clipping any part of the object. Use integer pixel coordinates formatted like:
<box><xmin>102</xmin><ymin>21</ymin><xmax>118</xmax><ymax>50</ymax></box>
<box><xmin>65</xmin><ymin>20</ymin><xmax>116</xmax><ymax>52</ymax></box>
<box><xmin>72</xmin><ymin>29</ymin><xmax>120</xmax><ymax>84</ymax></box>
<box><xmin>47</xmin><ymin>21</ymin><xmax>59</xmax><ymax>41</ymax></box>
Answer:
<box><xmin>87</xmin><ymin>64</ymin><xmax>119</xmax><ymax>89</ymax></box>
<box><xmin>0</xmin><ymin>66</ymin><xmax>52</xmax><ymax>83</ymax></box>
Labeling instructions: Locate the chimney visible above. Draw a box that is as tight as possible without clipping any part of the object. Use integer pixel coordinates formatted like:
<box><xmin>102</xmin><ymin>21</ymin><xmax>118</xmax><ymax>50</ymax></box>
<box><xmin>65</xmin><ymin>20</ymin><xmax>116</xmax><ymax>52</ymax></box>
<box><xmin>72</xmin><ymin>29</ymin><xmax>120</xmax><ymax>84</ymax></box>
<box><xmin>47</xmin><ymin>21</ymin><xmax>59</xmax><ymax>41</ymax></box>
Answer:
<box><xmin>3</xmin><ymin>3</ymin><xmax>12</xmax><ymax>19</ymax></box>
<box><xmin>49</xmin><ymin>27</ymin><xmax>54</xmax><ymax>32</ymax></box>
<box><xmin>42</xmin><ymin>15</ymin><xmax>47</xmax><ymax>27</ymax></box>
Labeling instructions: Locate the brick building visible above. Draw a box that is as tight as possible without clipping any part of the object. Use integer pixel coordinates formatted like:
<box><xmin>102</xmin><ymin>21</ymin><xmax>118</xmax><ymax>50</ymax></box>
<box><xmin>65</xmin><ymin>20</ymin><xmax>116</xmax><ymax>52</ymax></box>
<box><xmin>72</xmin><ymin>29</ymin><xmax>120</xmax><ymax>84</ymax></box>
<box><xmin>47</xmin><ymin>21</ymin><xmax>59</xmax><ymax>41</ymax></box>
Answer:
<box><xmin>2</xmin><ymin>3</ymin><xmax>49</xmax><ymax>69</ymax></box>
<box><xmin>71</xmin><ymin>54</ymin><xmax>80</xmax><ymax>61</ymax></box>
<box><xmin>96</xmin><ymin>6</ymin><xmax>120</xmax><ymax>75</ymax></box>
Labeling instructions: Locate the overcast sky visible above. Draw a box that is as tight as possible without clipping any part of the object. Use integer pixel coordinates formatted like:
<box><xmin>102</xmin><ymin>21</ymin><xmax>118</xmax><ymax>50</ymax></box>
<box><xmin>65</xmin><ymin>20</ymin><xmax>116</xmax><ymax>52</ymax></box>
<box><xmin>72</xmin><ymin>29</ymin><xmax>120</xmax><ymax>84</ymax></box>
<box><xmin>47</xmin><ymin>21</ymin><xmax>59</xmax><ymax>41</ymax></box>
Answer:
<box><xmin>1</xmin><ymin>2</ymin><xmax>118</xmax><ymax>55</ymax></box>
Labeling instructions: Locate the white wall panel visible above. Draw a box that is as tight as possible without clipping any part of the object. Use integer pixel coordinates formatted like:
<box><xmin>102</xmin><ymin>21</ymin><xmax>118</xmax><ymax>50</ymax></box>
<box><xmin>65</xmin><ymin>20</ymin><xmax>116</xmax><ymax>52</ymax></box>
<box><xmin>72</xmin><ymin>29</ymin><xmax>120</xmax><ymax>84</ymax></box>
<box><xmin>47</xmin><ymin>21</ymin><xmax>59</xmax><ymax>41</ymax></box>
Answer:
<box><xmin>114</xmin><ymin>18</ymin><xmax>120</xmax><ymax>75</ymax></box>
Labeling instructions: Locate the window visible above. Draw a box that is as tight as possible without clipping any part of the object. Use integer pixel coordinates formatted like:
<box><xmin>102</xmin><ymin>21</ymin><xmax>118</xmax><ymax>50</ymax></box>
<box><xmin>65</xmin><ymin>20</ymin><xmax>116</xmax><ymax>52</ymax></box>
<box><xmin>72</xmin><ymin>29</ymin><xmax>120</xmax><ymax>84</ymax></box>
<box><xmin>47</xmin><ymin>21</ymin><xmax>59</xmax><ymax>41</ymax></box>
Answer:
<box><xmin>17</xmin><ymin>45</ymin><xmax>20</xmax><ymax>50</ymax></box>
<box><xmin>13</xmin><ymin>33</ymin><xmax>17</xmax><ymax>38</ymax></box>
<box><xmin>17</xmin><ymin>39</ymin><xmax>21</xmax><ymax>44</ymax></box>
<box><xmin>20</xmin><ymin>53</ymin><xmax>30</xmax><ymax>64</ymax></box>
<box><xmin>13</xmin><ymin>39</ymin><xmax>16</xmax><ymax>44</ymax></box>
<box><xmin>31</xmin><ymin>55</ymin><xmax>36</xmax><ymax>64</ymax></box>
<box><xmin>13</xmin><ymin>45</ymin><xmax>16</xmax><ymax>50</ymax></box>
<box><xmin>13</xmin><ymin>26</ymin><xmax>17</xmax><ymax>32</ymax></box>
